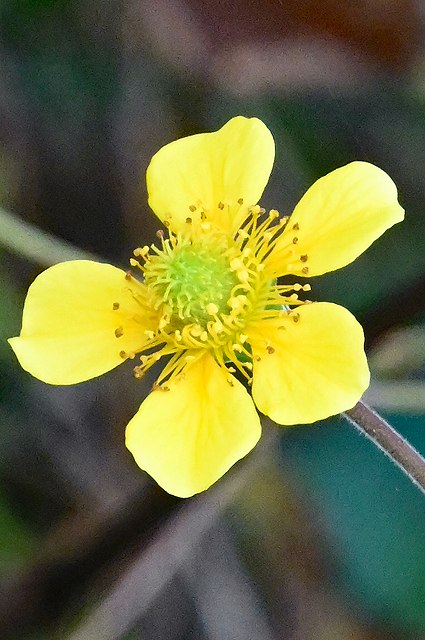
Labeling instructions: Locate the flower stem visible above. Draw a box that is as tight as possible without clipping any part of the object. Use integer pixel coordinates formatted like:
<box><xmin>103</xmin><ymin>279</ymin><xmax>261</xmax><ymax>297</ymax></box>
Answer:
<box><xmin>344</xmin><ymin>400</ymin><xmax>425</xmax><ymax>496</ymax></box>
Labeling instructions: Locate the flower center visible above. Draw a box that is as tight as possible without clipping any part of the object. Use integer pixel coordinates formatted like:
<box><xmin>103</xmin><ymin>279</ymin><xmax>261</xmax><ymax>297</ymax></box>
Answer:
<box><xmin>124</xmin><ymin>206</ymin><xmax>311</xmax><ymax>388</ymax></box>
<box><xmin>143</xmin><ymin>240</ymin><xmax>238</xmax><ymax>326</ymax></box>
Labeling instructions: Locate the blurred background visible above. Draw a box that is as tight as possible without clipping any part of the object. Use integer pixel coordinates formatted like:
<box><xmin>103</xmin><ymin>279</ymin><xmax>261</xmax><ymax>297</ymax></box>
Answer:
<box><xmin>1</xmin><ymin>0</ymin><xmax>425</xmax><ymax>638</ymax></box>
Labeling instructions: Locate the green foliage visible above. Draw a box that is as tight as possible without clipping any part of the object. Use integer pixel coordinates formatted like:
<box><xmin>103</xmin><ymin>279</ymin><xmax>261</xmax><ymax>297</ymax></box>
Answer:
<box><xmin>280</xmin><ymin>415</ymin><xmax>425</xmax><ymax>634</ymax></box>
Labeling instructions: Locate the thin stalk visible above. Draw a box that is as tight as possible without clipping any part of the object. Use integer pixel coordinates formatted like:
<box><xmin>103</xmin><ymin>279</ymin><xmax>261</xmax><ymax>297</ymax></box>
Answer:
<box><xmin>0</xmin><ymin>206</ymin><xmax>99</xmax><ymax>266</ymax></box>
<box><xmin>344</xmin><ymin>400</ymin><xmax>425</xmax><ymax>496</ymax></box>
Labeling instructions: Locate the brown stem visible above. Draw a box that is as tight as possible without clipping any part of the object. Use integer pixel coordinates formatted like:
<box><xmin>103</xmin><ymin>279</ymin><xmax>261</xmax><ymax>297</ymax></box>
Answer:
<box><xmin>344</xmin><ymin>400</ymin><xmax>425</xmax><ymax>495</ymax></box>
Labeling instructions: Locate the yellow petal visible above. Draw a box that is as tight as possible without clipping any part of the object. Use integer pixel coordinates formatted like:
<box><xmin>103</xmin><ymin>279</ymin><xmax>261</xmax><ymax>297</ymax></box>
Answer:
<box><xmin>268</xmin><ymin>162</ymin><xmax>404</xmax><ymax>277</ymax></box>
<box><xmin>125</xmin><ymin>352</ymin><xmax>261</xmax><ymax>498</ymax></box>
<box><xmin>250</xmin><ymin>302</ymin><xmax>370</xmax><ymax>425</ymax></box>
<box><xmin>146</xmin><ymin>116</ymin><xmax>275</xmax><ymax>234</ymax></box>
<box><xmin>9</xmin><ymin>260</ymin><xmax>157</xmax><ymax>385</ymax></box>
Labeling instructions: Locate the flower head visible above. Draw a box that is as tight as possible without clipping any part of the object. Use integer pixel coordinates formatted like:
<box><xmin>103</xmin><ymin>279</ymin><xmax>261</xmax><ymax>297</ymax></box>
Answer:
<box><xmin>9</xmin><ymin>117</ymin><xmax>404</xmax><ymax>497</ymax></box>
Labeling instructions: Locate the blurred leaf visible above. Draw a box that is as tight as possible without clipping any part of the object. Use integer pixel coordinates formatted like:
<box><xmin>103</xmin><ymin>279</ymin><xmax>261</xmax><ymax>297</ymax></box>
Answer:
<box><xmin>279</xmin><ymin>414</ymin><xmax>425</xmax><ymax>634</ymax></box>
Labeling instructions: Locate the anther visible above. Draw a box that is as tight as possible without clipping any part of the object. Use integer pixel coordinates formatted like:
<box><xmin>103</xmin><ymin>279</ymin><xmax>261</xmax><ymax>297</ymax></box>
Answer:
<box><xmin>189</xmin><ymin>204</ymin><xmax>197</xmax><ymax>212</ymax></box>
<box><xmin>237</xmin><ymin>269</ymin><xmax>249</xmax><ymax>283</ymax></box>
<box><xmin>292</xmin><ymin>222</ymin><xmax>300</xmax><ymax>230</ymax></box>
<box><xmin>240</xmin><ymin>334</ymin><xmax>248</xmax><ymax>343</ymax></box>
<box><xmin>266</xmin><ymin>346</ymin><xmax>275</xmax><ymax>354</ymax></box>
<box><xmin>185</xmin><ymin>217</ymin><xmax>192</xmax><ymax>224</ymax></box>
<box><xmin>292</xmin><ymin>313</ymin><xmax>300</xmax><ymax>323</ymax></box>
<box><xmin>206</xmin><ymin>302</ymin><xmax>219</xmax><ymax>315</ymax></box>
<box><xmin>218</xmin><ymin>201</ymin><xmax>225</xmax><ymax>210</ymax></box>
<box><xmin>156</xmin><ymin>230</ymin><xmax>164</xmax><ymax>239</ymax></box>
<box><xmin>300</xmin><ymin>254</ymin><xmax>308</xmax><ymax>262</ymax></box>
<box><xmin>302</xmin><ymin>266</ymin><xmax>309</xmax><ymax>275</ymax></box>
<box><xmin>133</xmin><ymin>366</ymin><xmax>144</xmax><ymax>379</ymax></box>
<box><xmin>129</xmin><ymin>258</ymin><xmax>139</xmax><ymax>267</ymax></box>
<box><xmin>200</xmin><ymin>331</ymin><xmax>208</xmax><ymax>342</ymax></box>
<box><xmin>119</xmin><ymin>350</ymin><xmax>127</xmax><ymax>359</ymax></box>
<box><xmin>112</xmin><ymin>302</ymin><xmax>120</xmax><ymax>310</ymax></box>
<box><xmin>125</xmin><ymin>270</ymin><xmax>133</xmax><ymax>280</ymax></box>
<box><xmin>159</xmin><ymin>315</ymin><xmax>169</xmax><ymax>329</ymax></box>
<box><xmin>230</xmin><ymin>257</ymin><xmax>243</xmax><ymax>271</ymax></box>
<box><xmin>115</xmin><ymin>326</ymin><xmax>124</xmax><ymax>338</ymax></box>
<box><xmin>228</xmin><ymin>295</ymin><xmax>247</xmax><ymax>310</ymax></box>
<box><xmin>237</xmin><ymin>197</ymin><xmax>244</xmax><ymax>205</ymax></box>
<box><xmin>269</xmin><ymin>209</ymin><xmax>280</xmax><ymax>219</ymax></box>
<box><xmin>303</xmin><ymin>284</ymin><xmax>311</xmax><ymax>291</ymax></box>
<box><xmin>292</xmin><ymin>237</ymin><xmax>299</xmax><ymax>244</ymax></box>
<box><xmin>134</xmin><ymin>245</ymin><xmax>150</xmax><ymax>258</ymax></box>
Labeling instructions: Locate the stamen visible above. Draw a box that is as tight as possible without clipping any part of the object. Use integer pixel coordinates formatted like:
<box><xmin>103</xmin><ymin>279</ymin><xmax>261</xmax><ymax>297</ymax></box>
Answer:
<box><xmin>123</xmin><ymin>201</ymin><xmax>316</xmax><ymax>388</ymax></box>
<box><xmin>133</xmin><ymin>246</ymin><xmax>150</xmax><ymax>258</ymax></box>
<box><xmin>206</xmin><ymin>302</ymin><xmax>219</xmax><ymax>315</ymax></box>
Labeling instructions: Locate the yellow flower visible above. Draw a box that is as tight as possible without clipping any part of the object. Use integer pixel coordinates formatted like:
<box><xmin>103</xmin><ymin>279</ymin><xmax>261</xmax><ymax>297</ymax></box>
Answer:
<box><xmin>9</xmin><ymin>117</ymin><xmax>404</xmax><ymax>498</ymax></box>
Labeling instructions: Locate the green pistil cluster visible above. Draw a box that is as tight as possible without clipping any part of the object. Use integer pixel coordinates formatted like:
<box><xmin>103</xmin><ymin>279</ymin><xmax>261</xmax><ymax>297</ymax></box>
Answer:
<box><xmin>144</xmin><ymin>241</ymin><xmax>238</xmax><ymax>326</ymax></box>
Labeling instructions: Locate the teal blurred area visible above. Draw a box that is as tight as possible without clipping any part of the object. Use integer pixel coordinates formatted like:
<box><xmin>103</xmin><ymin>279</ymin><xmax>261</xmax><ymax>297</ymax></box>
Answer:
<box><xmin>0</xmin><ymin>1</ymin><xmax>425</xmax><ymax>639</ymax></box>
<box><xmin>280</xmin><ymin>415</ymin><xmax>425</xmax><ymax>634</ymax></box>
